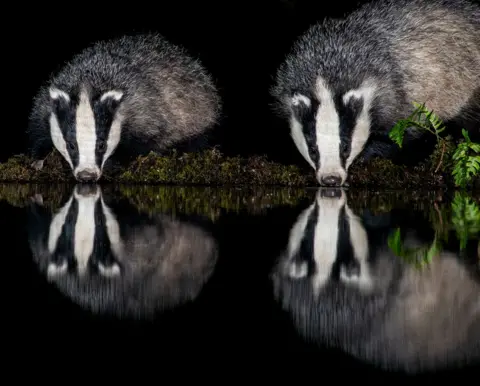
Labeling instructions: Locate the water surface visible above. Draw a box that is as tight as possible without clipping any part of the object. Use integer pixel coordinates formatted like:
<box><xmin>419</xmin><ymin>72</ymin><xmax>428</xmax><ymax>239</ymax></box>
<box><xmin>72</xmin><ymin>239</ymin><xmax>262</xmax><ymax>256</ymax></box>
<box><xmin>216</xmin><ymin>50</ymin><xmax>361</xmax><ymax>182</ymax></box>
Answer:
<box><xmin>3</xmin><ymin>183</ymin><xmax>479</xmax><ymax>376</ymax></box>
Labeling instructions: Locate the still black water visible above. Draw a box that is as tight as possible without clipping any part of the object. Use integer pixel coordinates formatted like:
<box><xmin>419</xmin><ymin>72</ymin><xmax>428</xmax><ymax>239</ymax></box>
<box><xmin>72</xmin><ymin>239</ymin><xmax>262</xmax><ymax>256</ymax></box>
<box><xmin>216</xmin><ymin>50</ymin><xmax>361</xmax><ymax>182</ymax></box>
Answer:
<box><xmin>3</xmin><ymin>183</ymin><xmax>479</xmax><ymax>377</ymax></box>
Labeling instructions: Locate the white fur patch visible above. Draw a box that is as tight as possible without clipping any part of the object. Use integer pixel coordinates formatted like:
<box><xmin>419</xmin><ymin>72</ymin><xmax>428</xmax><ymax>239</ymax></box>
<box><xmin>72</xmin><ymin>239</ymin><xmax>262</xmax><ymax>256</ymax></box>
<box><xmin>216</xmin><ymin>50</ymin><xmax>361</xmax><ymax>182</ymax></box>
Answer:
<box><xmin>74</xmin><ymin>88</ymin><xmax>100</xmax><ymax>178</ymax></box>
<box><xmin>49</xmin><ymin>87</ymin><xmax>70</xmax><ymax>102</ymax></box>
<box><xmin>292</xmin><ymin>93</ymin><xmax>311</xmax><ymax>108</ymax></box>
<box><xmin>311</xmin><ymin>189</ymin><xmax>345</xmax><ymax>294</ymax></box>
<box><xmin>100</xmin><ymin>90</ymin><xmax>123</xmax><ymax>102</ymax></box>
<box><xmin>73</xmin><ymin>187</ymin><xmax>101</xmax><ymax>275</ymax></box>
<box><xmin>314</xmin><ymin>77</ymin><xmax>344</xmax><ymax>184</ymax></box>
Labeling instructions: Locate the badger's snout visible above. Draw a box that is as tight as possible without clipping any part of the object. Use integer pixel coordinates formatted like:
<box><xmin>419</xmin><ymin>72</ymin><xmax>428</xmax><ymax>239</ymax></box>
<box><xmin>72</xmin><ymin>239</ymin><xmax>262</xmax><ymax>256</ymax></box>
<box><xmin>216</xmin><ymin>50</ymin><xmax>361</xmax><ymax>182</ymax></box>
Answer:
<box><xmin>76</xmin><ymin>169</ymin><xmax>100</xmax><ymax>183</ymax></box>
<box><xmin>317</xmin><ymin>171</ymin><xmax>347</xmax><ymax>187</ymax></box>
<box><xmin>320</xmin><ymin>174</ymin><xmax>343</xmax><ymax>187</ymax></box>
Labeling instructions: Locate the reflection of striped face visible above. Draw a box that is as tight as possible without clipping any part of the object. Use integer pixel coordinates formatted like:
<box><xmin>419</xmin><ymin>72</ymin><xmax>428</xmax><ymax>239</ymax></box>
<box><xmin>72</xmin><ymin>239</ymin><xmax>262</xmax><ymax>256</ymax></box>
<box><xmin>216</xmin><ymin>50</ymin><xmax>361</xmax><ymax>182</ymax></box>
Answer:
<box><xmin>284</xmin><ymin>188</ymin><xmax>373</xmax><ymax>296</ymax></box>
<box><xmin>46</xmin><ymin>184</ymin><xmax>122</xmax><ymax>279</ymax></box>
<box><xmin>48</xmin><ymin>87</ymin><xmax>124</xmax><ymax>182</ymax></box>
<box><xmin>288</xmin><ymin>76</ymin><xmax>376</xmax><ymax>187</ymax></box>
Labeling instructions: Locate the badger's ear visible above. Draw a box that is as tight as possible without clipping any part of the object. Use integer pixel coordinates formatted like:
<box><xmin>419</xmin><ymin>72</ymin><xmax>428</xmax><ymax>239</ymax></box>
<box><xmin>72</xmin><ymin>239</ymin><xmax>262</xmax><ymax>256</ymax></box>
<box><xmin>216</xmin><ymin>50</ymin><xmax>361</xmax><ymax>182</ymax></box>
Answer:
<box><xmin>289</xmin><ymin>91</ymin><xmax>314</xmax><ymax>120</ymax></box>
<box><xmin>100</xmin><ymin>90</ymin><xmax>124</xmax><ymax>113</ymax></box>
<box><xmin>49</xmin><ymin>87</ymin><xmax>70</xmax><ymax>102</ymax></box>
<box><xmin>49</xmin><ymin>87</ymin><xmax>70</xmax><ymax>111</ymax></box>
<box><xmin>290</xmin><ymin>91</ymin><xmax>312</xmax><ymax>108</ymax></box>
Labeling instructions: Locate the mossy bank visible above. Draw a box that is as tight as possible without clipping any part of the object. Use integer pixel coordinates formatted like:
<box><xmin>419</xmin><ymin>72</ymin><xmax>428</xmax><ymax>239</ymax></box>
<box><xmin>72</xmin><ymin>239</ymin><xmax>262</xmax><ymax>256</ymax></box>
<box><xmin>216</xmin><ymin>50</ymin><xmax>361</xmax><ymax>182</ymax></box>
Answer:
<box><xmin>0</xmin><ymin>140</ymin><xmax>478</xmax><ymax>189</ymax></box>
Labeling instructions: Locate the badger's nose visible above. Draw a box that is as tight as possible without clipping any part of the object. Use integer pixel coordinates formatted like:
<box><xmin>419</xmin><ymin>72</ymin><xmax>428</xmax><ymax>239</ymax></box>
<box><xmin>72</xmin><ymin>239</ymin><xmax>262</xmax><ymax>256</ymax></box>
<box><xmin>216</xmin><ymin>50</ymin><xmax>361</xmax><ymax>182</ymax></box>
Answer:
<box><xmin>76</xmin><ymin>169</ymin><xmax>99</xmax><ymax>183</ymax></box>
<box><xmin>320</xmin><ymin>174</ymin><xmax>342</xmax><ymax>187</ymax></box>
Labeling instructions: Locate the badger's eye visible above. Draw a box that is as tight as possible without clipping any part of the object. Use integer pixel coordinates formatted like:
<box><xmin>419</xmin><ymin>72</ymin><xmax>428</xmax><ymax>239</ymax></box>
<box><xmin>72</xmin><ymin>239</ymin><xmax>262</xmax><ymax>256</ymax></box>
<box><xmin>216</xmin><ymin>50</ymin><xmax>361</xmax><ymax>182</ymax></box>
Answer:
<box><xmin>97</xmin><ymin>140</ymin><xmax>106</xmax><ymax>151</ymax></box>
<box><xmin>68</xmin><ymin>142</ymin><xmax>75</xmax><ymax>150</ymax></box>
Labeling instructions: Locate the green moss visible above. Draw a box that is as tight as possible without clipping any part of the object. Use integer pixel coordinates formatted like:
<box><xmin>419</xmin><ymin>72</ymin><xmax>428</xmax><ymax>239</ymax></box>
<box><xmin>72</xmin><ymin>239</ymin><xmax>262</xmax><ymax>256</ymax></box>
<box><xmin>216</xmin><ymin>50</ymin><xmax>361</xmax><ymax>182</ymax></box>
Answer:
<box><xmin>0</xmin><ymin>183</ymin><xmax>314</xmax><ymax>219</ymax></box>
<box><xmin>114</xmin><ymin>185</ymin><xmax>313</xmax><ymax>220</ymax></box>
<box><xmin>115</xmin><ymin>148</ymin><xmax>314</xmax><ymax>186</ymax></box>
<box><xmin>0</xmin><ymin>139</ymin><xmax>478</xmax><ymax>188</ymax></box>
<box><xmin>0</xmin><ymin>182</ymin><xmax>73</xmax><ymax>209</ymax></box>
<box><xmin>1</xmin><ymin>181</ymin><xmax>464</xmax><ymax>220</ymax></box>
<box><xmin>0</xmin><ymin>152</ymin><xmax>72</xmax><ymax>183</ymax></box>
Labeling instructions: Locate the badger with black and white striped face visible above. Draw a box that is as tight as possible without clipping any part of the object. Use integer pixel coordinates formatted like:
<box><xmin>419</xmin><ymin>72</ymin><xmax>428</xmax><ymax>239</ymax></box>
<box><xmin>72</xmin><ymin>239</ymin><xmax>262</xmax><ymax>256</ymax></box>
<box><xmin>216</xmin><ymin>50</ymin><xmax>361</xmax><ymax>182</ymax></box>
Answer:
<box><xmin>27</xmin><ymin>33</ymin><xmax>222</xmax><ymax>182</ymax></box>
<box><xmin>26</xmin><ymin>185</ymin><xmax>219</xmax><ymax>319</ymax></box>
<box><xmin>271</xmin><ymin>188</ymin><xmax>480</xmax><ymax>373</ymax></box>
<box><xmin>272</xmin><ymin>0</ymin><xmax>480</xmax><ymax>186</ymax></box>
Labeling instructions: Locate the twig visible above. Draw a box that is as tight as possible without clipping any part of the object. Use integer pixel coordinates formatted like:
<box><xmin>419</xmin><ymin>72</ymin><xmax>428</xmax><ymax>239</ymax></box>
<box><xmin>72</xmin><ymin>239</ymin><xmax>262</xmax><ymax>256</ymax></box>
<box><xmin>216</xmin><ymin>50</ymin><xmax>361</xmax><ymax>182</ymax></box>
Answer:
<box><xmin>434</xmin><ymin>140</ymin><xmax>446</xmax><ymax>174</ymax></box>
<box><xmin>434</xmin><ymin>201</ymin><xmax>443</xmax><ymax>227</ymax></box>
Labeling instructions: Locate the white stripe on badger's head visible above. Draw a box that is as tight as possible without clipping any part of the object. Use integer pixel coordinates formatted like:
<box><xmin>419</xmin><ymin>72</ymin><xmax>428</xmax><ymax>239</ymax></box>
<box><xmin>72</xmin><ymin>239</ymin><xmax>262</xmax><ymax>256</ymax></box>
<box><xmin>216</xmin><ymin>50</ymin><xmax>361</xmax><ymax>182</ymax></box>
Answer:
<box><xmin>287</xmin><ymin>77</ymin><xmax>376</xmax><ymax>187</ymax></box>
<box><xmin>311</xmin><ymin>189</ymin><xmax>345</xmax><ymax>295</ymax></box>
<box><xmin>73</xmin><ymin>185</ymin><xmax>101</xmax><ymax>275</ymax></box>
<box><xmin>48</xmin><ymin>86</ymin><xmax>124</xmax><ymax>182</ymax></box>
<box><xmin>74</xmin><ymin>88</ymin><xmax>100</xmax><ymax>181</ymax></box>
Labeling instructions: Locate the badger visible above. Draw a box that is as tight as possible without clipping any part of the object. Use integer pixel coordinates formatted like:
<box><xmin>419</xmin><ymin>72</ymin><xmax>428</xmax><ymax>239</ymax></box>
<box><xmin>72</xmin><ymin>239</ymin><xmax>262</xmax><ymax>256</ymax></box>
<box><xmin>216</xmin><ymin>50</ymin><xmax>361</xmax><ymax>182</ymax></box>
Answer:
<box><xmin>27</xmin><ymin>33</ymin><xmax>222</xmax><ymax>182</ymax></box>
<box><xmin>26</xmin><ymin>184</ymin><xmax>219</xmax><ymax>319</ymax></box>
<box><xmin>271</xmin><ymin>0</ymin><xmax>480</xmax><ymax>186</ymax></box>
<box><xmin>271</xmin><ymin>188</ymin><xmax>480</xmax><ymax>373</ymax></box>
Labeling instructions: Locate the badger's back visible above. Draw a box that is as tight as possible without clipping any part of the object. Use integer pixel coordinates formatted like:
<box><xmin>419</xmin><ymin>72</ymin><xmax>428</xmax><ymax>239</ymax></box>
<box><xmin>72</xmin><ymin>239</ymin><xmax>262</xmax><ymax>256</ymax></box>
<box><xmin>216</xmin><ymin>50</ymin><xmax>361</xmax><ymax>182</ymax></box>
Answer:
<box><xmin>273</xmin><ymin>0</ymin><xmax>480</xmax><ymax>125</ymax></box>
<box><xmin>347</xmin><ymin>0</ymin><xmax>480</xmax><ymax>121</ymax></box>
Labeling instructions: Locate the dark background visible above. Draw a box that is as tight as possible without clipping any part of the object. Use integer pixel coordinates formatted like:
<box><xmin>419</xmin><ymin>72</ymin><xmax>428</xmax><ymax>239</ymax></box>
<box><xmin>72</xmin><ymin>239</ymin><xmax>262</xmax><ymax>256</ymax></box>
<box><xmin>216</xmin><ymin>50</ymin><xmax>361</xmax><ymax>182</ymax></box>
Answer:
<box><xmin>6</xmin><ymin>0</ymin><xmax>369</xmax><ymax>165</ymax></box>
<box><xmin>7</xmin><ymin>0</ymin><xmax>480</xmax><ymax>165</ymax></box>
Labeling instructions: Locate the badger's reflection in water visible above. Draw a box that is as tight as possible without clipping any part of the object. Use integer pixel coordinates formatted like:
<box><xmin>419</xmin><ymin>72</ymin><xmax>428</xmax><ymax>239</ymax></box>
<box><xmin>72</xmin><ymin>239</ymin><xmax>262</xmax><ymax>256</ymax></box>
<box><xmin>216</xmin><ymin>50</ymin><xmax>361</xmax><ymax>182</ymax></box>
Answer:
<box><xmin>271</xmin><ymin>188</ymin><xmax>480</xmax><ymax>374</ymax></box>
<box><xmin>26</xmin><ymin>184</ymin><xmax>219</xmax><ymax>320</ymax></box>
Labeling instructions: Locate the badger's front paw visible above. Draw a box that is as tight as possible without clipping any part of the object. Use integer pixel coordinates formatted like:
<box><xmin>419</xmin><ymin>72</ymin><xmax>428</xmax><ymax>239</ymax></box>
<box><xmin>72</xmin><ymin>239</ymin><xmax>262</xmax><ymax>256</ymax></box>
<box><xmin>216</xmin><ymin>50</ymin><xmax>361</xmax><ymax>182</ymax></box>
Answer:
<box><xmin>31</xmin><ymin>160</ymin><xmax>44</xmax><ymax>171</ymax></box>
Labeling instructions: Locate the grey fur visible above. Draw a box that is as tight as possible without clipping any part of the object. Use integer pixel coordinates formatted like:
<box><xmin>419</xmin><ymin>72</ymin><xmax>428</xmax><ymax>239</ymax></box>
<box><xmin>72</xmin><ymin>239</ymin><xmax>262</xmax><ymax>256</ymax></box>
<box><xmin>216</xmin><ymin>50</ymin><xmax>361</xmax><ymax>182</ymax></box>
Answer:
<box><xmin>27</xmin><ymin>33</ymin><xmax>222</xmax><ymax>177</ymax></box>
<box><xmin>271</xmin><ymin>188</ymin><xmax>480</xmax><ymax>373</ymax></box>
<box><xmin>27</xmin><ymin>185</ymin><xmax>219</xmax><ymax>319</ymax></box>
<box><xmin>271</xmin><ymin>0</ymin><xmax>480</xmax><ymax>181</ymax></box>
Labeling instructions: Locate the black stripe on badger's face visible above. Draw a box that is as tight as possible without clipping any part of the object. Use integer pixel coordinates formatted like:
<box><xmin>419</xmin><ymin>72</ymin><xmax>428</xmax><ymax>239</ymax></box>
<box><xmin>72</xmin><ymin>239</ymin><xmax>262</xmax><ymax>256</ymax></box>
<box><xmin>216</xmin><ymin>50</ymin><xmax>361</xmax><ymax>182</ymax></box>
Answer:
<box><xmin>335</xmin><ymin>94</ymin><xmax>364</xmax><ymax>169</ymax></box>
<box><xmin>289</xmin><ymin>91</ymin><xmax>320</xmax><ymax>169</ymax></box>
<box><xmin>49</xmin><ymin>89</ymin><xmax>79</xmax><ymax>170</ymax></box>
<box><xmin>48</xmin><ymin>87</ymin><xmax>124</xmax><ymax>182</ymax></box>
